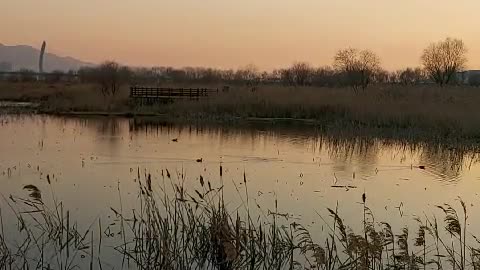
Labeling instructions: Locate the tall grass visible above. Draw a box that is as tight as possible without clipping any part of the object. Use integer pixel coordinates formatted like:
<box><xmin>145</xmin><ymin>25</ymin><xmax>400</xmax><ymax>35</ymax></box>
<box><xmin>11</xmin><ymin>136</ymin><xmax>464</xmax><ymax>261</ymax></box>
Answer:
<box><xmin>0</xmin><ymin>181</ymin><xmax>95</xmax><ymax>270</ymax></box>
<box><xmin>109</xmin><ymin>169</ymin><xmax>480</xmax><ymax>270</ymax></box>
<box><xmin>3</xmin><ymin>82</ymin><xmax>480</xmax><ymax>139</ymax></box>
<box><xmin>151</xmin><ymin>85</ymin><xmax>480</xmax><ymax>139</ymax></box>
<box><xmin>0</xmin><ymin>81</ymin><xmax>130</xmax><ymax>112</ymax></box>
<box><xmin>2</xmin><ymin>169</ymin><xmax>480</xmax><ymax>269</ymax></box>
<box><xmin>112</xmin><ymin>170</ymin><xmax>298</xmax><ymax>269</ymax></box>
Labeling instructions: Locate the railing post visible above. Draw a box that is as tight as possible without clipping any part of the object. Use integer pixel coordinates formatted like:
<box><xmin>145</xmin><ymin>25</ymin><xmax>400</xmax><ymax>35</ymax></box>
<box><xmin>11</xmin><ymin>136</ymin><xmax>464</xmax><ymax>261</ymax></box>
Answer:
<box><xmin>129</xmin><ymin>86</ymin><xmax>222</xmax><ymax>102</ymax></box>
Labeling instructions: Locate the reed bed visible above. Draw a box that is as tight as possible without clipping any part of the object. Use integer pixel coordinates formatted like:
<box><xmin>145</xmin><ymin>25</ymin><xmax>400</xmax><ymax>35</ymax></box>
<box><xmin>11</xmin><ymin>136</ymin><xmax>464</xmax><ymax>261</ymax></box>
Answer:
<box><xmin>153</xmin><ymin>85</ymin><xmax>480</xmax><ymax>139</ymax></box>
<box><xmin>3</xmin><ymin>81</ymin><xmax>480</xmax><ymax>139</ymax></box>
<box><xmin>0</xmin><ymin>81</ymin><xmax>130</xmax><ymax>112</ymax></box>
<box><xmin>1</xmin><ymin>169</ymin><xmax>480</xmax><ymax>269</ymax></box>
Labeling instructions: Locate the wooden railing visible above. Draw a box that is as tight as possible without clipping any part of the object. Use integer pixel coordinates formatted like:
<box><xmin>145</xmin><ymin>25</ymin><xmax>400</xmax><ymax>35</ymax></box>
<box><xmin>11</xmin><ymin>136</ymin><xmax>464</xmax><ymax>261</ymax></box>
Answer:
<box><xmin>130</xmin><ymin>86</ymin><xmax>218</xmax><ymax>99</ymax></box>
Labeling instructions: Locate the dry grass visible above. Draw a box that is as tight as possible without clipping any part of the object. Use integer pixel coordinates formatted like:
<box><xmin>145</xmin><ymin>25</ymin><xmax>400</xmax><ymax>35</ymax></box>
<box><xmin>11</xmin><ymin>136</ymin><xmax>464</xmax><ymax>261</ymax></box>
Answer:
<box><xmin>0</xmin><ymin>81</ymin><xmax>130</xmax><ymax>112</ymax></box>
<box><xmin>2</xmin><ymin>81</ymin><xmax>480</xmax><ymax>139</ymax></box>
<box><xmin>151</xmin><ymin>85</ymin><xmax>480</xmax><ymax>139</ymax></box>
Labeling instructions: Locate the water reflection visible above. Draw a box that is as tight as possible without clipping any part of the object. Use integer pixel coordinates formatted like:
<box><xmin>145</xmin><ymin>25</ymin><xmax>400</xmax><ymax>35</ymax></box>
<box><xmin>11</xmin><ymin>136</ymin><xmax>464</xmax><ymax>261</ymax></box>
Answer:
<box><xmin>2</xmin><ymin>114</ymin><xmax>479</xmax><ymax>185</ymax></box>
<box><xmin>123</xmin><ymin>117</ymin><xmax>480</xmax><ymax>182</ymax></box>
<box><xmin>419</xmin><ymin>145</ymin><xmax>479</xmax><ymax>182</ymax></box>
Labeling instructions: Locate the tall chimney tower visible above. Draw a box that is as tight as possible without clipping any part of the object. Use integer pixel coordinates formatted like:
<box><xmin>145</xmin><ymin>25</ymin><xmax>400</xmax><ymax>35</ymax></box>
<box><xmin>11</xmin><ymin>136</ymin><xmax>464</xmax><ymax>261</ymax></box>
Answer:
<box><xmin>39</xmin><ymin>41</ymin><xmax>46</xmax><ymax>73</ymax></box>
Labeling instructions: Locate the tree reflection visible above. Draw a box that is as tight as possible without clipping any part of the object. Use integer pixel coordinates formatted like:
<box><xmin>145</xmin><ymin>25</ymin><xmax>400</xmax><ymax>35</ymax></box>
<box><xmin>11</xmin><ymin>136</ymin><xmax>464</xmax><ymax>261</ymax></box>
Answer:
<box><xmin>126</xmin><ymin>118</ymin><xmax>480</xmax><ymax>181</ymax></box>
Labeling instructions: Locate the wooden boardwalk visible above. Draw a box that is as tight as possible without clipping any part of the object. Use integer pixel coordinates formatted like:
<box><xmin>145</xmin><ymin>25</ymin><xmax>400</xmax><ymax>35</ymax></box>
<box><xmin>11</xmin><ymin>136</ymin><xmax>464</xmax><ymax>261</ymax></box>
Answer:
<box><xmin>130</xmin><ymin>86</ymin><xmax>218</xmax><ymax>102</ymax></box>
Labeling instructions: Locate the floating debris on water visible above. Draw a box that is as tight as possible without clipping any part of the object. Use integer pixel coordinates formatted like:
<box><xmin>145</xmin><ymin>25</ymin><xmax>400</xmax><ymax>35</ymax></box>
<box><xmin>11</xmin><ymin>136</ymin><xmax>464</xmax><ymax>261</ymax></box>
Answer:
<box><xmin>331</xmin><ymin>185</ymin><xmax>357</xmax><ymax>189</ymax></box>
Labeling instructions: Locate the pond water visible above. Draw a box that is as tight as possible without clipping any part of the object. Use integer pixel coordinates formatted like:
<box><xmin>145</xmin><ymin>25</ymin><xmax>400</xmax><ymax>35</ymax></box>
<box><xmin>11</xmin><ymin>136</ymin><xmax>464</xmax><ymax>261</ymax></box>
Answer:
<box><xmin>1</xmin><ymin>114</ymin><xmax>480</xmax><ymax>268</ymax></box>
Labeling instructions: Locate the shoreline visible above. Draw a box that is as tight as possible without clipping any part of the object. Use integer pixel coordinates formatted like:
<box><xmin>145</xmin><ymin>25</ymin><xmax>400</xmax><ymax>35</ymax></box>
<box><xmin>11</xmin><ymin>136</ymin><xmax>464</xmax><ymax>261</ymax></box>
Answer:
<box><xmin>0</xmin><ymin>101</ymin><xmax>323</xmax><ymax>124</ymax></box>
<box><xmin>2</xmin><ymin>81</ymin><xmax>480</xmax><ymax>147</ymax></box>
<box><xmin>49</xmin><ymin>110</ymin><xmax>322</xmax><ymax>124</ymax></box>
<box><xmin>3</xmin><ymin>106</ymin><xmax>480</xmax><ymax>149</ymax></box>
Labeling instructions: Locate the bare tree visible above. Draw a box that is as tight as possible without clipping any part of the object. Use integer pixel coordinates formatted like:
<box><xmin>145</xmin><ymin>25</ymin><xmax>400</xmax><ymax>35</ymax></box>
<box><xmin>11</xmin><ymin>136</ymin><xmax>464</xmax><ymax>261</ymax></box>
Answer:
<box><xmin>290</xmin><ymin>62</ymin><xmax>314</xmax><ymax>86</ymax></box>
<box><xmin>280</xmin><ymin>68</ymin><xmax>295</xmax><ymax>86</ymax></box>
<box><xmin>374</xmin><ymin>68</ymin><xmax>390</xmax><ymax>84</ymax></box>
<box><xmin>289</xmin><ymin>62</ymin><xmax>313</xmax><ymax>86</ymax></box>
<box><xmin>311</xmin><ymin>66</ymin><xmax>338</xmax><ymax>87</ymax></box>
<box><xmin>397</xmin><ymin>67</ymin><xmax>425</xmax><ymax>85</ymax></box>
<box><xmin>334</xmin><ymin>48</ymin><xmax>381</xmax><ymax>91</ymax></box>
<box><xmin>98</xmin><ymin>62</ymin><xmax>118</xmax><ymax>97</ymax></box>
<box><xmin>96</xmin><ymin>61</ymin><xmax>131</xmax><ymax>97</ymax></box>
<box><xmin>421</xmin><ymin>37</ymin><xmax>467</xmax><ymax>86</ymax></box>
<box><xmin>235</xmin><ymin>64</ymin><xmax>260</xmax><ymax>86</ymax></box>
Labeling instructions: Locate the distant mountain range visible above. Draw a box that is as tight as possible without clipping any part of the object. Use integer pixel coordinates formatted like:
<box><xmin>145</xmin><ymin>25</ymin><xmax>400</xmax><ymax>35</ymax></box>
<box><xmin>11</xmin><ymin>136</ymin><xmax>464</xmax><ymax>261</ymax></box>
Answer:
<box><xmin>0</xmin><ymin>43</ymin><xmax>93</xmax><ymax>72</ymax></box>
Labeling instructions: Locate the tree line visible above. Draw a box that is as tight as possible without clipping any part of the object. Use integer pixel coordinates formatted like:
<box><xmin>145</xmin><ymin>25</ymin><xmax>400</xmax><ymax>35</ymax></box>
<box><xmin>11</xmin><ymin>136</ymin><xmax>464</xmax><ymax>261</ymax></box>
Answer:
<box><xmin>4</xmin><ymin>37</ymin><xmax>478</xmax><ymax>92</ymax></box>
<box><xmin>76</xmin><ymin>58</ymin><xmax>431</xmax><ymax>91</ymax></box>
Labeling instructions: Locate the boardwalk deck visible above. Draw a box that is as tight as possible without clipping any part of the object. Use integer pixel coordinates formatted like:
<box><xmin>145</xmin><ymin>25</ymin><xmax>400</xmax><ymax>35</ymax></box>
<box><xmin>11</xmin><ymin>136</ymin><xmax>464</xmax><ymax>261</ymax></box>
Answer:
<box><xmin>130</xmin><ymin>86</ymin><xmax>218</xmax><ymax>102</ymax></box>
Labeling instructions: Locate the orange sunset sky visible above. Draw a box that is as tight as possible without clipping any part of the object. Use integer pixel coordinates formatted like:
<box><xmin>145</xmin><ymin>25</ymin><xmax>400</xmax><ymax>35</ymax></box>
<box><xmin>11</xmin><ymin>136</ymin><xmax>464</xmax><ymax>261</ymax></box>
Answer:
<box><xmin>2</xmin><ymin>0</ymin><xmax>480</xmax><ymax>71</ymax></box>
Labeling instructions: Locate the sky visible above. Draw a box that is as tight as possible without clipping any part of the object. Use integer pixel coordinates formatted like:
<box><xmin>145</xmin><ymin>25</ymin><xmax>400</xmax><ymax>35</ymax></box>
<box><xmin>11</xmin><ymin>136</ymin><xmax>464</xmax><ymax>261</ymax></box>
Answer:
<box><xmin>2</xmin><ymin>0</ymin><xmax>480</xmax><ymax>71</ymax></box>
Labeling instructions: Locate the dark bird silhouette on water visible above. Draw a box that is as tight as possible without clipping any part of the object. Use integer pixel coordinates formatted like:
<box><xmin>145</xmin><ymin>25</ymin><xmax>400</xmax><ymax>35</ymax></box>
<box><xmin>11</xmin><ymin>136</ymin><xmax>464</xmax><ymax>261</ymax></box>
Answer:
<box><xmin>172</xmin><ymin>138</ymin><xmax>178</xmax><ymax>142</ymax></box>
<box><xmin>196</xmin><ymin>158</ymin><xmax>203</xmax><ymax>163</ymax></box>
<box><xmin>395</xmin><ymin>202</ymin><xmax>404</xmax><ymax>217</ymax></box>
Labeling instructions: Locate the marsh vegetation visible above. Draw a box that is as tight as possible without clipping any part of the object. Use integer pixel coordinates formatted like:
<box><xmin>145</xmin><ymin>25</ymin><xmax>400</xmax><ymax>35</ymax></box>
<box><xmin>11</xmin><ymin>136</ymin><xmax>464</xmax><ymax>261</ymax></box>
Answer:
<box><xmin>2</xmin><ymin>81</ymin><xmax>480</xmax><ymax>141</ymax></box>
<box><xmin>2</xmin><ymin>170</ymin><xmax>480</xmax><ymax>270</ymax></box>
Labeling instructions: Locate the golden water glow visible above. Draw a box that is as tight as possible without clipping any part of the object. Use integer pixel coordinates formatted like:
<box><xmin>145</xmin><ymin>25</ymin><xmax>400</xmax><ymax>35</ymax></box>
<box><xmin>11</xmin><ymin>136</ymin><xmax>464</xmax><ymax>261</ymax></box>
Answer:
<box><xmin>2</xmin><ymin>0</ymin><xmax>480</xmax><ymax>70</ymax></box>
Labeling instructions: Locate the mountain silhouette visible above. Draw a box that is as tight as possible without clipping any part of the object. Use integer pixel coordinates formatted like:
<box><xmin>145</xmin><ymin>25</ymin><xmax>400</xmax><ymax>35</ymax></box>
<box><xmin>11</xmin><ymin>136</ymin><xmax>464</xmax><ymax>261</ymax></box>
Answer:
<box><xmin>0</xmin><ymin>43</ymin><xmax>93</xmax><ymax>72</ymax></box>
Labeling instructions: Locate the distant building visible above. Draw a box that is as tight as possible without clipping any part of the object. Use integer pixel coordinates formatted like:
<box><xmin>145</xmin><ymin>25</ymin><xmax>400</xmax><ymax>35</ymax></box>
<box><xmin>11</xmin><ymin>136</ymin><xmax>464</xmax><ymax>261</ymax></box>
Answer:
<box><xmin>0</xmin><ymin>61</ymin><xmax>13</xmax><ymax>72</ymax></box>
<box><xmin>457</xmin><ymin>70</ymin><xmax>480</xmax><ymax>85</ymax></box>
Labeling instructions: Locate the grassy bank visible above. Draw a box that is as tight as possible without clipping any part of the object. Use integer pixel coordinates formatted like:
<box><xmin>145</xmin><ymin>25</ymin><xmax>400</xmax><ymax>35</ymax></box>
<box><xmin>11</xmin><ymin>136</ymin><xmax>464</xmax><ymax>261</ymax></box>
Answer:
<box><xmin>1</xmin><ymin>170</ymin><xmax>479</xmax><ymax>269</ymax></box>
<box><xmin>2</xmin><ymin>81</ymin><xmax>480</xmax><ymax>140</ymax></box>
<box><xmin>0</xmin><ymin>81</ymin><xmax>131</xmax><ymax>112</ymax></box>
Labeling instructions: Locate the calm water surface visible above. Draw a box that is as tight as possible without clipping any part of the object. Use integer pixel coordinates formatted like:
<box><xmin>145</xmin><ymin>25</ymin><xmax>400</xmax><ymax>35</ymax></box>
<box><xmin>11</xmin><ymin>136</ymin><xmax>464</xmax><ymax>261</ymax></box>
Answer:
<box><xmin>1</xmin><ymin>115</ymin><xmax>480</xmax><ymax>267</ymax></box>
